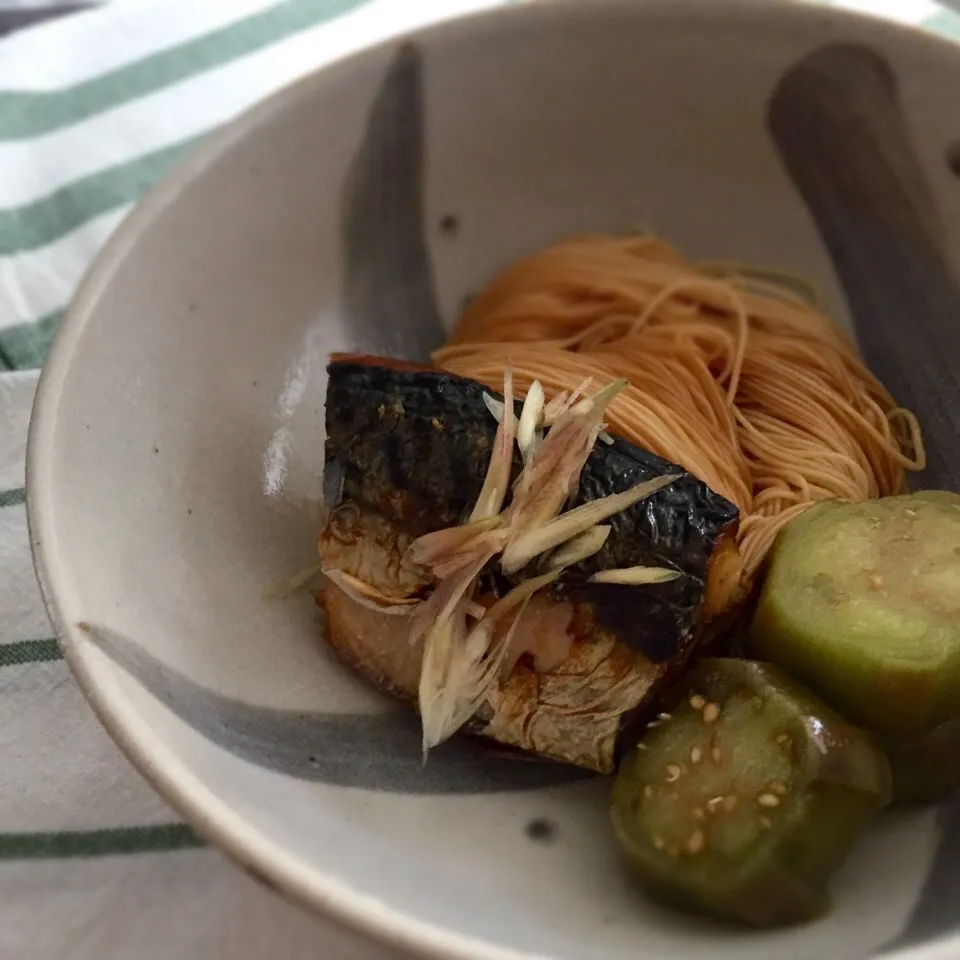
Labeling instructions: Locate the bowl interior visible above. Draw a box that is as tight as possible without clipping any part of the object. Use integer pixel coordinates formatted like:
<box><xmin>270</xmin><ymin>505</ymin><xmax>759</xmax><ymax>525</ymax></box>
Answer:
<box><xmin>29</xmin><ymin>3</ymin><xmax>960</xmax><ymax>959</ymax></box>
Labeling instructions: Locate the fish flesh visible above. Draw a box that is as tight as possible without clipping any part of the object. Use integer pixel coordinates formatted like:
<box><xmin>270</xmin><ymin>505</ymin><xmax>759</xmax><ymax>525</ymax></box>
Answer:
<box><xmin>316</xmin><ymin>355</ymin><xmax>741</xmax><ymax>773</ymax></box>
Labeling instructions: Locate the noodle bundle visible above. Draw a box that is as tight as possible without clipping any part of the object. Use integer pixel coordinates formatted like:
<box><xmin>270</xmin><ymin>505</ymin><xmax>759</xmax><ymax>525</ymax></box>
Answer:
<box><xmin>434</xmin><ymin>234</ymin><xmax>925</xmax><ymax>578</ymax></box>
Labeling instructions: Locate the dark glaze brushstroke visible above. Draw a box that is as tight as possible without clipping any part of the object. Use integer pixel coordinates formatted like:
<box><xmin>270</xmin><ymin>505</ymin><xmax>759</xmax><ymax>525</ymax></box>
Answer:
<box><xmin>79</xmin><ymin>623</ymin><xmax>588</xmax><ymax>795</ymax></box>
<box><xmin>340</xmin><ymin>43</ymin><xmax>444</xmax><ymax>362</ymax></box>
<box><xmin>768</xmin><ymin>43</ymin><xmax>960</xmax><ymax>491</ymax></box>
<box><xmin>768</xmin><ymin>42</ymin><xmax>960</xmax><ymax>950</ymax></box>
<box><xmin>325</xmin><ymin>358</ymin><xmax>738</xmax><ymax>664</ymax></box>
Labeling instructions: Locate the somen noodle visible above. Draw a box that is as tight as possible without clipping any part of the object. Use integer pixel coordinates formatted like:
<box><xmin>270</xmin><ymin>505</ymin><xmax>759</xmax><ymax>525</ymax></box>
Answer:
<box><xmin>434</xmin><ymin>233</ymin><xmax>925</xmax><ymax>579</ymax></box>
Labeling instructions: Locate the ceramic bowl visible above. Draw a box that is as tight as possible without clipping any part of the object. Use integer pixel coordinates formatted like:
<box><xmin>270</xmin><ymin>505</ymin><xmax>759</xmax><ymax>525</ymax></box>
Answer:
<box><xmin>27</xmin><ymin>1</ymin><xmax>960</xmax><ymax>958</ymax></box>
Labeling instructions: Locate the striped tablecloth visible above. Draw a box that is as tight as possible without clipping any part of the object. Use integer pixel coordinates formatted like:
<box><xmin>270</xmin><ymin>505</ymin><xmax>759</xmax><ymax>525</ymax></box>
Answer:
<box><xmin>1</xmin><ymin>2</ymin><xmax>958</xmax><ymax>958</ymax></box>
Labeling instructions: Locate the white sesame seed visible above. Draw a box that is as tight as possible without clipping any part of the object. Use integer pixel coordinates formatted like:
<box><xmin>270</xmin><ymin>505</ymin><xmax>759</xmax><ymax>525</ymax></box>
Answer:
<box><xmin>689</xmin><ymin>694</ymin><xmax>707</xmax><ymax>711</ymax></box>
<box><xmin>758</xmin><ymin>793</ymin><xmax>781</xmax><ymax>808</ymax></box>
<box><xmin>770</xmin><ymin>781</ymin><xmax>788</xmax><ymax>796</ymax></box>
<box><xmin>759</xmin><ymin>816</ymin><xmax>773</xmax><ymax>830</ymax></box>
<box><xmin>690</xmin><ymin>747</ymin><xmax>703</xmax><ymax>764</ymax></box>
<box><xmin>702</xmin><ymin>703</ymin><xmax>721</xmax><ymax>724</ymax></box>
<box><xmin>692</xmin><ymin>807</ymin><xmax>706</xmax><ymax>822</ymax></box>
<box><xmin>707</xmin><ymin>796</ymin><xmax>725</xmax><ymax>812</ymax></box>
<box><xmin>658</xmin><ymin>712</ymin><xmax>672</xmax><ymax>722</ymax></box>
<box><xmin>711</xmin><ymin>745</ymin><xmax>723</xmax><ymax>766</ymax></box>
<box><xmin>653</xmin><ymin>835</ymin><xmax>665</xmax><ymax>850</ymax></box>
<box><xmin>686</xmin><ymin>829</ymin><xmax>706</xmax><ymax>855</ymax></box>
<box><xmin>665</xmin><ymin>764</ymin><xmax>682</xmax><ymax>782</ymax></box>
<box><xmin>644</xmin><ymin>785</ymin><xmax>654</xmax><ymax>799</ymax></box>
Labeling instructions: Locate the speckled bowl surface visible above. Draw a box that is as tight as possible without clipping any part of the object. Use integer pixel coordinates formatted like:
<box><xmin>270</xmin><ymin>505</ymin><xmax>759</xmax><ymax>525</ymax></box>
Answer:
<box><xmin>27</xmin><ymin>2</ymin><xmax>960</xmax><ymax>958</ymax></box>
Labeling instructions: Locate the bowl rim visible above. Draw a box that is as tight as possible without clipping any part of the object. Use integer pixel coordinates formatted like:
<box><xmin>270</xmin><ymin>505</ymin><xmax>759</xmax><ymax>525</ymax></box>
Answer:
<box><xmin>25</xmin><ymin>1</ymin><xmax>960</xmax><ymax>957</ymax></box>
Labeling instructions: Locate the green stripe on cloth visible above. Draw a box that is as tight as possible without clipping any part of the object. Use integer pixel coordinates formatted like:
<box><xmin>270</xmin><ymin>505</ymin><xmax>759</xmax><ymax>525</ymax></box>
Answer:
<box><xmin>0</xmin><ymin>310</ymin><xmax>61</xmax><ymax>370</ymax></box>
<box><xmin>0</xmin><ymin>137</ymin><xmax>198</xmax><ymax>256</ymax></box>
<box><xmin>0</xmin><ymin>639</ymin><xmax>61</xmax><ymax>667</ymax></box>
<box><xmin>922</xmin><ymin>10</ymin><xmax>960</xmax><ymax>40</ymax></box>
<box><xmin>0</xmin><ymin>487</ymin><xmax>25</xmax><ymax>507</ymax></box>
<box><xmin>0</xmin><ymin>824</ymin><xmax>204</xmax><ymax>859</ymax></box>
<box><xmin>0</xmin><ymin>0</ymin><xmax>369</xmax><ymax>141</ymax></box>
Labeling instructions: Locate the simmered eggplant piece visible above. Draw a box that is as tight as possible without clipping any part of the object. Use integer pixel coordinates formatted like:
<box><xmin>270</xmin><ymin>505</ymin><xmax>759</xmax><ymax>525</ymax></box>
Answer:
<box><xmin>611</xmin><ymin>659</ymin><xmax>890</xmax><ymax>927</ymax></box>
<box><xmin>881</xmin><ymin>717</ymin><xmax>960</xmax><ymax>804</ymax></box>
<box><xmin>750</xmin><ymin>492</ymin><xmax>960</xmax><ymax>738</ymax></box>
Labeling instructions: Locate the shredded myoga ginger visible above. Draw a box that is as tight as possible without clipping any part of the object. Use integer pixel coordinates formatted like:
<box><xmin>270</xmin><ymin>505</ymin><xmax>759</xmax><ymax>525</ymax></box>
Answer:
<box><xmin>319</xmin><ymin>366</ymin><xmax>681</xmax><ymax>755</ymax></box>
<box><xmin>322</xmin><ymin>371</ymin><xmax>681</xmax><ymax>755</ymax></box>
<box><xmin>407</xmin><ymin>373</ymin><xmax>680</xmax><ymax>755</ymax></box>
<box><xmin>434</xmin><ymin>233</ymin><xmax>926</xmax><ymax>578</ymax></box>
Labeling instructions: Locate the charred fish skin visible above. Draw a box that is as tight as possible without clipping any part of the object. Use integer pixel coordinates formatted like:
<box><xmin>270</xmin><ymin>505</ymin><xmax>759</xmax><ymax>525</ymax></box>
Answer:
<box><xmin>564</xmin><ymin>436</ymin><xmax>739</xmax><ymax>663</ymax></box>
<box><xmin>323</xmin><ymin>356</ymin><xmax>739</xmax><ymax>665</ymax></box>
<box><xmin>324</xmin><ymin>357</ymin><xmax>517</xmax><ymax>537</ymax></box>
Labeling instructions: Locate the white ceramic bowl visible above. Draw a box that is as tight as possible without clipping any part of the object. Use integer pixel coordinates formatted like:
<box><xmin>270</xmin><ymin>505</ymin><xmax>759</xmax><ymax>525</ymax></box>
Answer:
<box><xmin>27</xmin><ymin>2</ymin><xmax>960</xmax><ymax>958</ymax></box>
